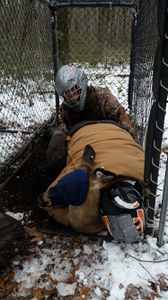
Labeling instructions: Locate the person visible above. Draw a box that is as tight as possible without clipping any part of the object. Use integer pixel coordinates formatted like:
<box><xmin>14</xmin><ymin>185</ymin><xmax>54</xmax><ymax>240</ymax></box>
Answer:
<box><xmin>47</xmin><ymin>64</ymin><xmax>135</xmax><ymax>174</ymax></box>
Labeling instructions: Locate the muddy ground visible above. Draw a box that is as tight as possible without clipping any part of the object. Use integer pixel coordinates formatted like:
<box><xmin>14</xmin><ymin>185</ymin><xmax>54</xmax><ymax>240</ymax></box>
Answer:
<box><xmin>0</xmin><ymin>135</ymin><xmax>60</xmax><ymax>229</ymax></box>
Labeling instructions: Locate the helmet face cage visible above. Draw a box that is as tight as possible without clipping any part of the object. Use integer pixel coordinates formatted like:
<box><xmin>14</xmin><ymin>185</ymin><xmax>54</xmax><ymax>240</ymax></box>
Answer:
<box><xmin>55</xmin><ymin>65</ymin><xmax>88</xmax><ymax>111</ymax></box>
<box><xmin>63</xmin><ymin>85</ymin><xmax>82</xmax><ymax>108</ymax></box>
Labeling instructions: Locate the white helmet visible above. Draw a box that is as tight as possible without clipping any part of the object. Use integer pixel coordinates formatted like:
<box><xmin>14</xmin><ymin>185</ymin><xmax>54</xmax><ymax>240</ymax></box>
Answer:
<box><xmin>55</xmin><ymin>65</ymin><xmax>88</xmax><ymax>111</ymax></box>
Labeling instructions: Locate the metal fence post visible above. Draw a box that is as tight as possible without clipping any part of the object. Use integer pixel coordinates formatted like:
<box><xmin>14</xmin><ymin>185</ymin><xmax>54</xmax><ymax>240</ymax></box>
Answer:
<box><xmin>157</xmin><ymin>149</ymin><xmax>168</xmax><ymax>247</ymax></box>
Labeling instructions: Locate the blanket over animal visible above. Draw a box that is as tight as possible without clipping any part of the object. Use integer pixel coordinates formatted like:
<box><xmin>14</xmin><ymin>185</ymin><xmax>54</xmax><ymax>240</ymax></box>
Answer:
<box><xmin>42</xmin><ymin>123</ymin><xmax>145</xmax><ymax>233</ymax></box>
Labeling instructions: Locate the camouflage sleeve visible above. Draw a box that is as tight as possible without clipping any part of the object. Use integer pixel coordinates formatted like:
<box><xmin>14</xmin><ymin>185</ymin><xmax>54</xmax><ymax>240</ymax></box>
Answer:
<box><xmin>97</xmin><ymin>91</ymin><xmax>135</xmax><ymax>136</ymax></box>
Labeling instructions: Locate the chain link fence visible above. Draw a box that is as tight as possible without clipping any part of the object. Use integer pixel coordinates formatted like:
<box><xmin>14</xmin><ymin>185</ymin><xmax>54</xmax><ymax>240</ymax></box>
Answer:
<box><xmin>0</xmin><ymin>0</ymin><xmax>164</xmax><ymax>187</ymax></box>
<box><xmin>55</xmin><ymin>5</ymin><xmax>136</xmax><ymax>108</ymax></box>
<box><xmin>0</xmin><ymin>0</ymin><xmax>138</xmax><ymax>182</ymax></box>
<box><xmin>129</xmin><ymin>0</ymin><xmax>159</xmax><ymax>144</ymax></box>
<box><xmin>0</xmin><ymin>0</ymin><xmax>56</xmax><ymax>180</ymax></box>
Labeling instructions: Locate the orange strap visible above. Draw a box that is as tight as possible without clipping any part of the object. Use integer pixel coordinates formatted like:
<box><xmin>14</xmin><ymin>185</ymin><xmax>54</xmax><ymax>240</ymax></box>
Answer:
<box><xmin>133</xmin><ymin>209</ymin><xmax>145</xmax><ymax>234</ymax></box>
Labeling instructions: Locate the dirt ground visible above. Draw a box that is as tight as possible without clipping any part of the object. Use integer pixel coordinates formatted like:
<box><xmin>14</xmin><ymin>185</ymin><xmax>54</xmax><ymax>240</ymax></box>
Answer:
<box><xmin>0</xmin><ymin>137</ymin><xmax>106</xmax><ymax>299</ymax></box>
<box><xmin>0</xmin><ymin>135</ymin><xmax>57</xmax><ymax>229</ymax></box>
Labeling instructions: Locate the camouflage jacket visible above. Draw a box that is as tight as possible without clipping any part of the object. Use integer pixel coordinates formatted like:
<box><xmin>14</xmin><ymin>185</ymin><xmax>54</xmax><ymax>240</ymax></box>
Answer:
<box><xmin>47</xmin><ymin>86</ymin><xmax>135</xmax><ymax>172</ymax></box>
<box><xmin>59</xmin><ymin>86</ymin><xmax>134</xmax><ymax>135</ymax></box>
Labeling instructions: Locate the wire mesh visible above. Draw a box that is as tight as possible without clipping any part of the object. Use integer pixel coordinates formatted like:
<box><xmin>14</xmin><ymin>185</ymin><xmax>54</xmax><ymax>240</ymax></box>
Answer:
<box><xmin>0</xmin><ymin>0</ymin><xmax>56</xmax><ymax>176</ymax></box>
<box><xmin>0</xmin><ymin>1</ymin><xmax>136</xmax><ymax>180</ymax></box>
<box><xmin>56</xmin><ymin>6</ymin><xmax>135</xmax><ymax>108</ymax></box>
<box><xmin>129</xmin><ymin>0</ymin><xmax>159</xmax><ymax>144</ymax></box>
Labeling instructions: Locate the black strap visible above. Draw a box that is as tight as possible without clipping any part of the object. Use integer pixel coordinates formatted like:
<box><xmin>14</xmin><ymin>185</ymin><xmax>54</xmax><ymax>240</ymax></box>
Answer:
<box><xmin>68</xmin><ymin>120</ymin><xmax>127</xmax><ymax>137</ymax></box>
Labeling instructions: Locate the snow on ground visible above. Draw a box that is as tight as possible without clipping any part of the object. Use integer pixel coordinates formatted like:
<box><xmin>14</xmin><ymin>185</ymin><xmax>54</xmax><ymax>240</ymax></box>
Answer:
<box><xmin>1</xmin><ymin>65</ymin><xmax>168</xmax><ymax>299</ymax></box>
<box><xmin>2</xmin><ymin>213</ymin><xmax>168</xmax><ymax>299</ymax></box>
<box><xmin>0</xmin><ymin>77</ymin><xmax>56</xmax><ymax>164</ymax></box>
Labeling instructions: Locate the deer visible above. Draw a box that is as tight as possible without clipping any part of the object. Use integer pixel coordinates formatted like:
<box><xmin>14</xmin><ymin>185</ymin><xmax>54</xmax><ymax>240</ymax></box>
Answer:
<box><xmin>38</xmin><ymin>144</ymin><xmax>116</xmax><ymax>233</ymax></box>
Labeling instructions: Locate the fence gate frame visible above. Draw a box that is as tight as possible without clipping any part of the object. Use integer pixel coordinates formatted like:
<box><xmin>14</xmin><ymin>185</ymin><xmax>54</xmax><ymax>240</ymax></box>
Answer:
<box><xmin>39</xmin><ymin>0</ymin><xmax>168</xmax><ymax>242</ymax></box>
<box><xmin>40</xmin><ymin>0</ymin><xmax>139</xmax><ymax>124</ymax></box>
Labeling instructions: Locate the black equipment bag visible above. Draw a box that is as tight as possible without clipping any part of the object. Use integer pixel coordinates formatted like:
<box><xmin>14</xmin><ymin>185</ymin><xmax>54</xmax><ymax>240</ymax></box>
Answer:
<box><xmin>0</xmin><ymin>212</ymin><xmax>27</xmax><ymax>267</ymax></box>
<box><xmin>100</xmin><ymin>180</ymin><xmax>145</xmax><ymax>243</ymax></box>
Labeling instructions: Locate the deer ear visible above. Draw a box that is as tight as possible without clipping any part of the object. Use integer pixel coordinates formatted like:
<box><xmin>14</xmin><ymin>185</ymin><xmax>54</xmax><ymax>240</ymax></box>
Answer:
<box><xmin>95</xmin><ymin>168</ymin><xmax>116</xmax><ymax>178</ymax></box>
<box><xmin>82</xmin><ymin>144</ymin><xmax>96</xmax><ymax>165</ymax></box>
<box><xmin>95</xmin><ymin>170</ymin><xmax>104</xmax><ymax>178</ymax></box>
<box><xmin>95</xmin><ymin>168</ymin><xmax>116</xmax><ymax>188</ymax></box>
